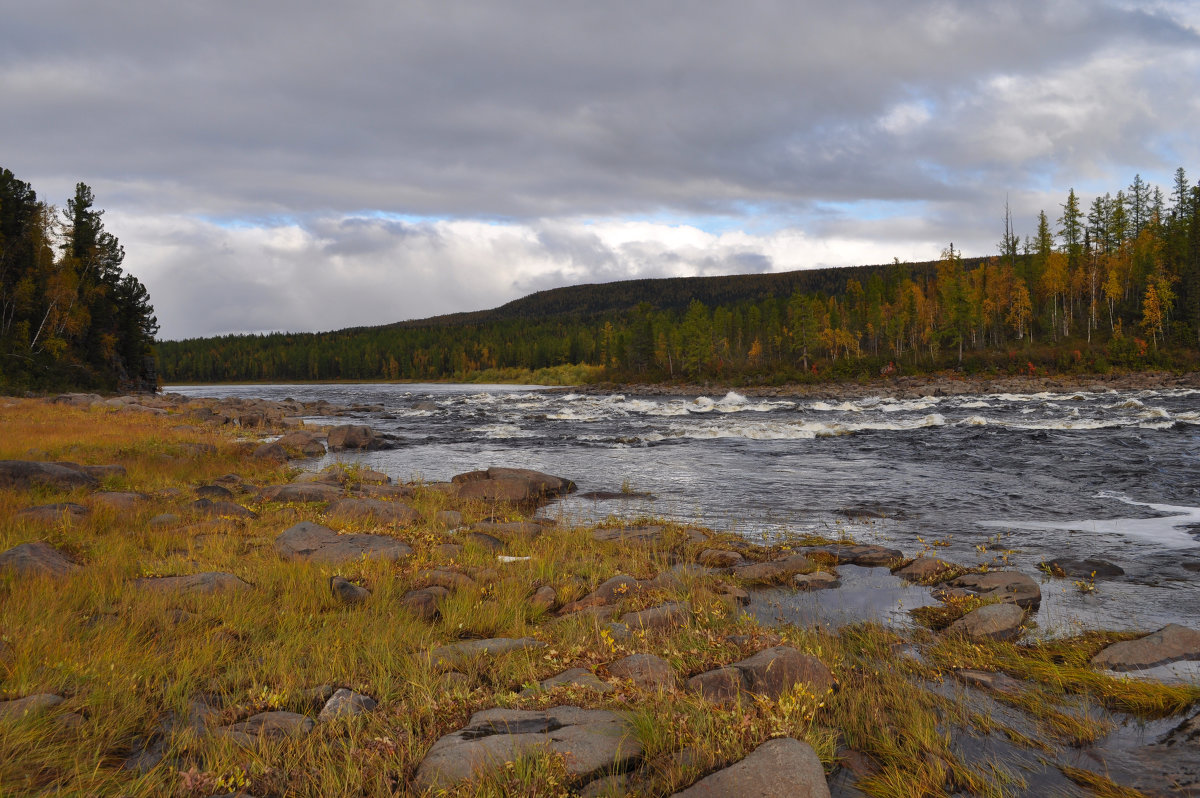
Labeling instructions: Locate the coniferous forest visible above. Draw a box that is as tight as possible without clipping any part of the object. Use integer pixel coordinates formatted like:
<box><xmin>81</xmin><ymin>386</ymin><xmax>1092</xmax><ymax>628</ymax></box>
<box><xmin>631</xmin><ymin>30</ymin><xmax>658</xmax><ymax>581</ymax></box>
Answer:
<box><xmin>159</xmin><ymin>170</ymin><xmax>1200</xmax><ymax>386</ymax></box>
<box><xmin>0</xmin><ymin>167</ymin><xmax>158</xmax><ymax>392</ymax></box>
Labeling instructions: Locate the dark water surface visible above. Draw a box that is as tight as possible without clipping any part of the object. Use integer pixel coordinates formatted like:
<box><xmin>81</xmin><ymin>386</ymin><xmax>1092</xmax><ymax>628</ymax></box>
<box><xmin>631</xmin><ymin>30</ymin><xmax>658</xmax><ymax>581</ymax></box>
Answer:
<box><xmin>167</xmin><ymin>382</ymin><xmax>1200</xmax><ymax>645</ymax></box>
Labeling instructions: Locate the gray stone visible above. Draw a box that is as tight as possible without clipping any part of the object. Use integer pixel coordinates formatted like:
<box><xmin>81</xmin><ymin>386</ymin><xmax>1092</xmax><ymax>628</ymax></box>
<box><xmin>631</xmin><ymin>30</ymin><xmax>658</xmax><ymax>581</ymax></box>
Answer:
<box><xmin>17</xmin><ymin>502</ymin><xmax>89</xmax><ymax>523</ymax></box>
<box><xmin>261</xmin><ymin>482</ymin><xmax>344</xmax><ymax>502</ymax></box>
<box><xmin>560</xmin><ymin>574</ymin><xmax>645</xmax><ymax>613</ymax></box>
<box><xmin>0</xmin><ymin>541</ymin><xmax>76</xmax><ymax>577</ymax></box>
<box><xmin>136</xmin><ymin>572</ymin><xmax>252</xmax><ymax>594</ymax></box>
<box><xmin>530</xmin><ymin>585</ymin><xmax>557</xmax><ymax>611</ymax></box>
<box><xmin>945</xmin><ymin>571</ymin><xmax>1041</xmax><ymax>610</ymax></box>
<box><xmin>274</xmin><ymin>521</ymin><xmax>412</xmax><ymax>564</ymax></box>
<box><xmin>592</xmin><ymin>525</ymin><xmax>669</xmax><ymax>544</ymax></box>
<box><xmin>731</xmin><ymin>554</ymin><xmax>814</xmax><ymax>584</ymax></box>
<box><xmin>1092</xmin><ymin>624</ymin><xmax>1200</xmax><ymax>672</ymax></box>
<box><xmin>805</xmin><ymin>543</ymin><xmax>904</xmax><ymax>567</ymax></box>
<box><xmin>736</xmin><ymin>646</ymin><xmax>835</xmax><ymax>698</ymax></box>
<box><xmin>317</xmin><ymin>688</ymin><xmax>377</xmax><ymax>721</ymax></box>
<box><xmin>189</xmin><ymin>498</ymin><xmax>257</xmax><ymax>520</ymax></box>
<box><xmin>148</xmin><ymin>513</ymin><xmax>181</xmax><ymax>527</ymax></box>
<box><xmin>0</xmin><ymin>460</ymin><xmax>98</xmax><ymax>490</ymax></box>
<box><xmin>952</xmin><ymin>669</ymin><xmax>1026</xmax><ymax>697</ymax></box>
<box><xmin>946</xmin><ymin>603</ymin><xmax>1026</xmax><ymax>642</ymax></box>
<box><xmin>0</xmin><ymin>693</ymin><xmax>65</xmax><ymax>722</ymax></box>
<box><xmin>619</xmin><ymin>601</ymin><xmax>690</xmax><ymax>632</ymax></box>
<box><xmin>416</xmin><ymin>568</ymin><xmax>476</xmax><ymax>591</ymax></box>
<box><xmin>469</xmin><ymin>521</ymin><xmax>547</xmax><ymax>540</ymax></box>
<box><xmin>216</xmin><ymin>711</ymin><xmax>314</xmax><ymax>746</ymax></box>
<box><xmin>607</xmin><ymin>653</ymin><xmax>677</xmax><ymax>691</ymax></box>
<box><xmin>327</xmin><ymin>424</ymin><xmax>375</xmax><ymax>450</ymax></box>
<box><xmin>431</xmin><ymin>637</ymin><xmax>548</xmax><ymax>668</ymax></box>
<box><xmin>1042</xmin><ymin>557</ymin><xmax>1125</xmax><ymax>578</ymax></box>
<box><xmin>523</xmin><ymin>668</ymin><xmax>613</xmax><ymax>696</ymax></box>
<box><xmin>698</xmin><ymin>549</ymin><xmax>745</xmax><ymax>568</ymax></box>
<box><xmin>893</xmin><ymin>557</ymin><xmax>956</xmax><ymax>582</ymax></box>
<box><xmin>435</xmin><ymin>510</ymin><xmax>464</xmax><ymax>527</ymax></box>
<box><xmin>793</xmin><ymin>571</ymin><xmax>841</xmax><ymax>591</ymax></box>
<box><xmin>687</xmin><ymin>667</ymin><xmax>746</xmax><ymax>703</ymax></box>
<box><xmin>251</xmin><ymin>442</ymin><xmax>287</xmax><ymax>461</ymax></box>
<box><xmin>402</xmin><ymin>586</ymin><xmax>449</xmax><ymax>621</ymax></box>
<box><xmin>195</xmin><ymin>484</ymin><xmax>234</xmax><ymax>501</ymax></box>
<box><xmin>325</xmin><ymin>497</ymin><xmax>419</xmax><ymax>524</ymax></box>
<box><xmin>670</xmin><ymin>737</ymin><xmax>830</xmax><ymax>797</ymax></box>
<box><xmin>453</xmin><ymin>467</ymin><xmax>576</xmax><ymax>504</ymax></box>
<box><xmin>461</xmin><ymin>532</ymin><xmax>505</xmax><ymax>551</ymax></box>
<box><xmin>330</xmin><ymin>576</ymin><xmax>370</xmax><ymax>605</ymax></box>
<box><xmin>414</xmin><ymin>705</ymin><xmax>641</xmax><ymax>791</ymax></box>
<box><xmin>92</xmin><ymin>491</ymin><xmax>149</xmax><ymax>510</ymax></box>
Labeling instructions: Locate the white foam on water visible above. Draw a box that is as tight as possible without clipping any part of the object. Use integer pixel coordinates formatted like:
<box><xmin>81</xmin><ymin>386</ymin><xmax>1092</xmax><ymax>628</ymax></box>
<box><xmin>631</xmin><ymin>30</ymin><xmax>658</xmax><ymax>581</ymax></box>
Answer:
<box><xmin>978</xmin><ymin>492</ymin><xmax>1200</xmax><ymax>548</ymax></box>
<box><xmin>957</xmin><ymin>400</ymin><xmax>993</xmax><ymax>409</ymax></box>
<box><xmin>479</xmin><ymin>424</ymin><xmax>536</xmax><ymax>439</ymax></box>
<box><xmin>961</xmin><ymin>416</ymin><xmax>988</xmax><ymax>426</ymax></box>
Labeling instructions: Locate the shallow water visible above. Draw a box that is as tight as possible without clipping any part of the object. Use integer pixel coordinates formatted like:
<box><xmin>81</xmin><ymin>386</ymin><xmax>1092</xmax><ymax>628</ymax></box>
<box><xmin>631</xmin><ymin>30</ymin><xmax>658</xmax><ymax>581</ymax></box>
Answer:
<box><xmin>166</xmin><ymin>382</ymin><xmax>1200</xmax><ymax>634</ymax></box>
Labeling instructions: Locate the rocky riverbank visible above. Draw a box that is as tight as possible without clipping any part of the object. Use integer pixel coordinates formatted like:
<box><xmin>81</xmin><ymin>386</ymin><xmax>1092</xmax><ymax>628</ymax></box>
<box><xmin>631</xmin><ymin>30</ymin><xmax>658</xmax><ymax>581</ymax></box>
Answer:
<box><xmin>0</xmin><ymin>395</ymin><xmax>1198</xmax><ymax>796</ymax></box>
<box><xmin>550</xmin><ymin>370</ymin><xmax>1200</xmax><ymax>400</ymax></box>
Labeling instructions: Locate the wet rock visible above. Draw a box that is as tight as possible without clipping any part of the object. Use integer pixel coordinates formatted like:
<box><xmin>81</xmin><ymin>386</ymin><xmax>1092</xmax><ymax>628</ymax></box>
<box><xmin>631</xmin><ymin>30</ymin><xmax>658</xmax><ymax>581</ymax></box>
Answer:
<box><xmin>719</xmin><ymin>584</ymin><xmax>751</xmax><ymax>607</ymax></box>
<box><xmin>670</xmin><ymin>737</ymin><xmax>830</xmax><ymax>797</ymax></box>
<box><xmin>327</xmin><ymin>424</ymin><xmax>376</xmax><ymax>451</ymax></box>
<box><xmin>607</xmin><ymin>653</ymin><xmax>677</xmax><ymax>691</ymax></box>
<box><xmin>1092</xmin><ymin>624</ymin><xmax>1200</xmax><ymax>672</ymax></box>
<box><xmin>1041</xmin><ymin>557</ymin><xmax>1125</xmax><ymax>578</ymax></box>
<box><xmin>530</xmin><ymin>585</ymin><xmax>557</xmax><ymax>611</ymax></box>
<box><xmin>522</xmin><ymin>668</ymin><xmax>613</xmax><ymax>696</ymax></box>
<box><xmin>0</xmin><ymin>460</ymin><xmax>99</xmax><ymax>490</ymax></box>
<box><xmin>698</xmin><ymin>549</ymin><xmax>745</xmax><ymax>568</ymax></box>
<box><xmin>0</xmin><ymin>541</ymin><xmax>76</xmax><ymax>577</ymax></box>
<box><xmin>189</xmin><ymin>498</ymin><xmax>257</xmax><ymax>520</ymax></box>
<box><xmin>430</xmin><ymin>637</ymin><xmax>548</xmax><ymax>668</ymax></box>
<box><xmin>946</xmin><ymin>603</ymin><xmax>1026</xmax><ymax>642</ymax></box>
<box><xmin>619</xmin><ymin>601</ymin><xmax>690</xmax><ymax>632</ymax></box>
<box><xmin>330</xmin><ymin>576</ymin><xmax>371</xmax><ymax>605</ymax></box>
<box><xmin>793</xmin><ymin>571</ymin><xmax>841</xmax><ymax>591</ymax></box>
<box><xmin>944</xmin><ymin>571</ymin><xmax>1041</xmax><ymax>610</ymax></box>
<box><xmin>414</xmin><ymin>705</ymin><xmax>640</xmax><ymax>791</ymax></box>
<box><xmin>274</xmin><ymin>521</ymin><xmax>412</xmax><ymax>564</ymax></box>
<box><xmin>952</xmin><ymin>669</ymin><xmax>1025</xmax><ymax>697</ymax></box>
<box><xmin>805</xmin><ymin>543</ymin><xmax>904</xmax><ymax>568</ymax></box>
<box><xmin>318</xmin><ymin>688</ymin><xmax>377</xmax><ymax>721</ymax></box>
<box><xmin>216</xmin><ymin>711</ymin><xmax>314</xmax><ymax>746</ymax></box>
<box><xmin>17</xmin><ymin>502</ymin><xmax>89</xmax><ymax>523</ymax></box>
<box><xmin>893</xmin><ymin>557</ymin><xmax>956</xmax><ymax>583</ymax></box>
<box><xmin>136</xmin><ymin>572</ymin><xmax>252</xmax><ymax>594</ymax></box>
<box><xmin>0</xmin><ymin>693</ymin><xmax>65</xmax><ymax>722</ymax></box>
<box><xmin>402</xmin><ymin>586</ymin><xmax>450</xmax><ymax>621</ymax></box>
<box><xmin>731</xmin><ymin>554</ymin><xmax>814</xmax><ymax>584</ymax></box>
<box><xmin>325</xmin><ymin>497</ymin><xmax>419</xmax><ymax>524</ymax></box>
<box><xmin>260</xmin><ymin>482</ymin><xmax>343</xmax><ymax>502</ymax></box>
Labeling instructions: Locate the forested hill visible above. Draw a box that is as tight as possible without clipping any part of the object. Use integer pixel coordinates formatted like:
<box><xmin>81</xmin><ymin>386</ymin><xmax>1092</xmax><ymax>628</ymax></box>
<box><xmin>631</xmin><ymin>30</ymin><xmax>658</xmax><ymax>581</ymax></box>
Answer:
<box><xmin>395</xmin><ymin>260</ymin><xmax>952</xmax><ymax>328</ymax></box>
<box><xmin>159</xmin><ymin>170</ymin><xmax>1200</xmax><ymax>385</ymax></box>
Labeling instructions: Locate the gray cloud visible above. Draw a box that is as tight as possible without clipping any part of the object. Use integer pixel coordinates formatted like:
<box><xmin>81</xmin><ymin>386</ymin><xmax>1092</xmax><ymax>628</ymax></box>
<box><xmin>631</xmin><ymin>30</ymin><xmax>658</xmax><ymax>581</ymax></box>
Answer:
<box><xmin>3</xmin><ymin>1</ymin><xmax>1199</xmax><ymax>337</ymax></box>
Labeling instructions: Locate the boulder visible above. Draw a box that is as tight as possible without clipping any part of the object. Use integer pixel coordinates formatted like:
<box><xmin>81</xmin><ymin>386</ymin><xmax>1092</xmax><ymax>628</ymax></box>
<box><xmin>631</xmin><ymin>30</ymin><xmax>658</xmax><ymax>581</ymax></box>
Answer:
<box><xmin>325</xmin><ymin>497</ymin><xmax>419</xmax><ymax>524</ymax></box>
<box><xmin>593</xmin><ymin>525</ymin><xmax>668</xmax><ymax>544</ymax></box>
<box><xmin>275</xmin><ymin>431</ymin><xmax>326</xmax><ymax>457</ymax></box>
<box><xmin>944</xmin><ymin>571</ymin><xmax>1041</xmax><ymax>610</ymax></box>
<box><xmin>189</xmin><ymin>498</ymin><xmax>257</xmax><ymax>520</ymax></box>
<box><xmin>687</xmin><ymin>667</ymin><xmax>746</xmax><ymax>703</ymax></box>
<box><xmin>435</xmin><ymin>510</ymin><xmax>464</xmax><ymax>527</ymax></box>
<box><xmin>453</xmin><ymin>467</ymin><xmax>576</xmax><ymax>504</ymax></box>
<box><xmin>523</xmin><ymin>668</ymin><xmax>613</xmax><ymax>696</ymax></box>
<box><xmin>946</xmin><ymin>603</ymin><xmax>1026</xmax><ymax>642</ymax></box>
<box><xmin>194</xmin><ymin>484</ymin><xmax>235</xmax><ymax>500</ymax></box>
<box><xmin>670</xmin><ymin>737</ymin><xmax>830</xmax><ymax>798</ymax></box>
<box><xmin>0</xmin><ymin>541</ymin><xmax>76</xmax><ymax>577</ymax></box>
<box><xmin>731</xmin><ymin>554</ymin><xmax>814</xmax><ymax>584</ymax></box>
<box><xmin>460</xmin><ymin>532</ymin><xmax>505</xmax><ymax>552</ymax></box>
<box><xmin>893</xmin><ymin>557</ymin><xmax>956</xmax><ymax>583</ymax></box>
<box><xmin>414</xmin><ymin>706</ymin><xmax>641</xmax><ymax>791</ymax></box>
<box><xmin>530</xmin><ymin>585</ymin><xmax>557</xmax><ymax>611</ymax></box>
<box><xmin>402</xmin><ymin>586</ymin><xmax>449</xmax><ymax>621</ymax></box>
<box><xmin>1092</xmin><ymin>624</ymin><xmax>1200</xmax><ymax>672</ymax></box>
<box><xmin>17</xmin><ymin>503</ymin><xmax>89</xmax><ymax>523</ymax></box>
<box><xmin>326</xmin><ymin>424</ymin><xmax>375</xmax><ymax>450</ymax></box>
<box><xmin>251</xmin><ymin>442</ymin><xmax>287</xmax><ymax>461</ymax></box>
<box><xmin>698</xmin><ymin>549</ymin><xmax>745</xmax><ymax>568</ymax></box>
<box><xmin>793</xmin><ymin>571</ymin><xmax>841</xmax><ymax>591</ymax></box>
<box><xmin>216</xmin><ymin>711</ymin><xmax>314</xmax><ymax>746</ymax></box>
<box><xmin>1041</xmin><ymin>557</ymin><xmax>1125</xmax><ymax>578</ymax></box>
<box><xmin>91</xmin><ymin>491</ymin><xmax>149</xmax><ymax>510</ymax></box>
<box><xmin>416</xmin><ymin>569</ymin><xmax>476</xmax><ymax>592</ymax></box>
<box><xmin>619</xmin><ymin>601</ymin><xmax>690</xmax><ymax>632</ymax></box>
<box><xmin>560</xmin><ymin>575</ymin><xmax>646</xmax><ymax>614</ymax></box>
<box><xmin>805</xmin><ymin>543</ymin><xmax>903</xmax><ymax>567</ymax></box>
<box><xmin>330</xmin><ymin>576</ymin><xmax>371</xmax><ymax>605</ymax></box>
<box><xmin>0</xmin><ymin>693</ymin><xmax>65</xmax><ymax>722</ymax></box>
<box><xmin>136</xmin><ymin>572</ymin><xmax>252</xmax><ymax>594</ymax></box>
<box><xmin>317</xmin><ymin>688</ymin><xmax>376</xmax><ymax>721</ymax></box>
<box><xmin>274</xmin><ymin>521</ymin><xmax>412</xmax><ymax>564</ymax></box>
<box><xmin>0</xmin><ymin>460</ymin><xmax>99</xmax><ymax>490</ymax></box>
<box><xmin>607</xmin><ymin>653</ymin><xmax>677</xmax><ymax>691</ymax></box>
<box><xmin>430</xmin><ymin>637</ymin><xmax>548</xmax><ymax>668</ymax></box>
<box><xmin>689</xmin><ymin>646</ymin><xmax>833</xmax><ymax>702</ymax></box>
<box><xmin>261</xmin><ymin>482</ymin><xmax>344</xmax><ymax>502</ymax></box>
<box><xmin>469</xmin><ymin>521</ymin><xmax>547</xmax><ymax>540</ymax></box>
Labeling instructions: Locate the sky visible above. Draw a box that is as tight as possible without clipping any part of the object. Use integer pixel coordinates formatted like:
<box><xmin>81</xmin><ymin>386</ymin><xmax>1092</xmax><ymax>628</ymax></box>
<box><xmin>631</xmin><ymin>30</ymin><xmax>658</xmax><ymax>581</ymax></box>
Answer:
<box><xmin>3</xmin><ymin>1</ymin><xmax>1199</xmax><ymax>340</ymax></box>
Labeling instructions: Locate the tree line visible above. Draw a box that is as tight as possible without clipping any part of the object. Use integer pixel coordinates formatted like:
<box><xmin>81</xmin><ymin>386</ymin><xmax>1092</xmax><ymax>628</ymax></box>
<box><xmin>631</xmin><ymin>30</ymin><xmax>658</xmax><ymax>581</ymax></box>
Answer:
<box><xmin>159</xmin><ymin>169</ymin><xmax>1200</xmax><ymax>384</ymax></box>
<box><xmin>0</xmin><ymin>167</ymin><xmax>158</xmax><ymax>391</ymax></box>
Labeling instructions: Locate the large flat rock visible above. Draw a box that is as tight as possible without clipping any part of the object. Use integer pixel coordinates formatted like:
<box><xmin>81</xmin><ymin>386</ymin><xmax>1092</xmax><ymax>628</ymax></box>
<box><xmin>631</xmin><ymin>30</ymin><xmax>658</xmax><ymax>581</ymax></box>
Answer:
<box><xmin>453</xmin><ymin>467</ymin><xmax>576</xmax><ymax>504</ymax></box>
<box><xmin>274</xmin><ymin>521</ymin><xmax>411</xmax><ymax>564</ymax></box>
<box><xmin>1092</xmin><ymin>624</ymin><xmax>1200</xmax><ymax>672</ymax></box>
<box><xmin>325</xmin><ymin>497</ymin><xmax>418</xmax><ymax>524</ymax></box>
<box><xmin>414</xmin><ymin>705</ymin><xmax>641</xmax><ymax>791</ymax></box>
<box><xmin>260</xmin><ymin>483</ymin><xmax>344</xmax><ymax>502</ymax></box>
<box><xmin>670</xmin><ymin>737</ymin><xmax>830</xmax><ymax>797</ymax></box>
<box><xmin>430</xmin><ymin>637</ymin><xmax>547</xmax><ymax>668</ymax></box>
<box><xmin>0</xmin><ymin>541</ymin><xmax>76</xmax><ymax>577</ymax></box>
<box><xmin>689</xmin><ymin>646</ymin><xmax>834</xmax><ymax>702</ymax></box>
<box><xmin>136</xmin><ymin>572</ymin><xmax>252</xmax><ymax>594</ymax></box>
<box><xmin>946</xmin><ymin>603</ymin><xmax>1026</xmax><ymax>642</ymax></box>
<box><xmin>0</xmin><ymin>460</ymin><xmax>99</xmax><ymax>491</ymax></box>
<box><xmin>944</xmin><ymin>571</ymin><xmax>1041</xmax><ymax>610</ymax></box>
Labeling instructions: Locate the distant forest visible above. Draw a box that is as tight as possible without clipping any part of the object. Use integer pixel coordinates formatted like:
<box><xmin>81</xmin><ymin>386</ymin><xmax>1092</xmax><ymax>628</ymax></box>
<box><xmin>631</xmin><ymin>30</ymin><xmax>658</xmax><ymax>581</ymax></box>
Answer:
<box><xmin>0</xmin><ymin>167</ymin><xmax>158</xmax><ymax>392</ymax></box>
<box><xmin>160</xmin><ymin>170</ymin><xmax>1200</xmax><ymax>385</ymax></box>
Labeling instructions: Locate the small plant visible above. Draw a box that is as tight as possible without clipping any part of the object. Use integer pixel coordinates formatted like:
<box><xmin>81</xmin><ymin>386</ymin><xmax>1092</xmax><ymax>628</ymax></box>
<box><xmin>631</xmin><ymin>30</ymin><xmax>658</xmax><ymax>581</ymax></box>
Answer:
<box><xmin>1074</xmin><ymin>571</ymin><xmax>1098</xmax><ymax>594</ymax></box>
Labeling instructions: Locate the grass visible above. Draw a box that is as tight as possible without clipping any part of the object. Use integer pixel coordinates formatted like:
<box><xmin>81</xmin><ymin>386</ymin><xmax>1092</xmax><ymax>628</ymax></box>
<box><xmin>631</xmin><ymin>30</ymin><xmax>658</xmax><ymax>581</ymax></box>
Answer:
<box><xmin>0</xmin><ymin>397</ymin><xmax>1194</xmax><ymax>797</ymax></box>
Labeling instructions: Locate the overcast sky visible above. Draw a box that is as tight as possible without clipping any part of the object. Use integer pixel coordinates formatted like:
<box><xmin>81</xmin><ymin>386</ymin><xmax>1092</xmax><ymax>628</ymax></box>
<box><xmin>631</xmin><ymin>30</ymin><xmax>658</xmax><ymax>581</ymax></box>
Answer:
<box><xmin>4</xmin><ymin>1</ymin><xmax>1199</xmax><ymax>339</ymax></box>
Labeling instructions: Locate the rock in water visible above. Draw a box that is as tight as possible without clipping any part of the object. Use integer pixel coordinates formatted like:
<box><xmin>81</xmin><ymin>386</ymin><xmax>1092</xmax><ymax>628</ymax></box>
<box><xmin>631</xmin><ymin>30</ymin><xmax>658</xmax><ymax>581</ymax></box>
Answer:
<box><xmin>1092</xmin><ymin>624</ymin><xmax>1200</xmax><ymax>672</ymax></box>
<box><xmin>669</xmin><ymin>737</ymin><xmax>830</xmax><ymax>797</ymax></box>
<box><xmin>946</xmin><ymin>603</ymin><xmax>1026</xmax><ymax>642</ymax></box>
<box><xmin>414</xmin><ymin>706</ymin><xmax>641</xmax><ymax>790</ymax></box>
<box><xmin>326</xmin><ymin>424</ymin><xmax>375</xmax><ymax>450</ymax></box>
